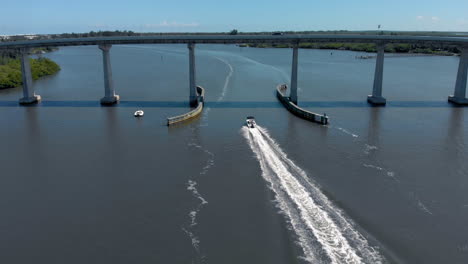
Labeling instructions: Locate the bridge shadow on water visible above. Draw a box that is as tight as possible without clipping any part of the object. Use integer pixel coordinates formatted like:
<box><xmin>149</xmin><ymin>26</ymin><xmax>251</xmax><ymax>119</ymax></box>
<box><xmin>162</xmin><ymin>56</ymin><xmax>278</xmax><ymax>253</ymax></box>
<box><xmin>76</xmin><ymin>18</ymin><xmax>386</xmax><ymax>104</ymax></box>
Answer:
<box><xmin>0</xmin><ymin>100</ymin><xmax>462</xmax><ymax>108</ymax></box>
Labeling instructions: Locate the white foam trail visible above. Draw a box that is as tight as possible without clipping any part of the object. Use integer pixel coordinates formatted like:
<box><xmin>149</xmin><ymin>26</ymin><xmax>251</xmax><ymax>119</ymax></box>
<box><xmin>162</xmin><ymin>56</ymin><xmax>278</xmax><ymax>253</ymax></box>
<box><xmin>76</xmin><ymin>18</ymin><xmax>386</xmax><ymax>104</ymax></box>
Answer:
<box><xmin>204</xmin><ymin>49</ymin><xmax>290</xmax><ymax>83</ymax></box>
<box><xmin>181</xmin><ymin>55</ymin><xmax>229</xmax><ymax>261</ymax></box>
<box><xmin>188</xmin><ymin>211</ymin><xmax>198</xmax><ymax>227</ymax></box>
<box><xmin>187</xmin><ymin>143</ymin><xmax>215</xmax><ymax>175</ymax></box>
<box><xmin>363</xmin><ymin>164</ymin><xmax>384</xmax><ymax>171</ymax></box>
<box><xmin>364</xmin><ymin>144</ymin><xmax>378</xmax><ymax>154</ymax></box>
<box><xmin>183</xmin><ymin>142</ymin><xmax>214</xmax><ymax>263</ymax></box>
<box><xmin>188</xmin><ymin>180</ymin><xmax>209</xmax><ymax>205</ymax></box>
<box><xmin>409</xmin><ymin>192</ymin><xmax>434</xmax><ymax>216</ymax></box>
<box><xmin>258</xmin><ymin>127</ymin><xmax>384</xmax><ymax>263</ymax></box>
<box><xmin>417</xmin><ymin>200</ymin><xmax>433</xmax><ymax>215</ymax></box>
<box><xmin>233</xmin><ymin>53</ymin><xmax>290</xmax><ymax>83</ymax></box>
<box><xmin>363</xmin><ymin>164</ymin><xmax>399</xmax><ymax>183</ymax></box>
<box><xmin>182</xmin><ymin>227</ymin><xmax>201</xmax><ymax>252</ymax></box>
<box><xmin>243</xmin><ymin>125</ymin><xmax>384</xmax><ymax>264</ymax></box>
<box><xmin>385</xmin><ymin>171</ymin><xmax>399</xmax><ymax>182</ymax></box>
<box><xmin>337</xmin><ymin>127</ymin><xmax>359</xmax><ymax>138</ymax></box>
<box><xmin>199</xmin><ymin>56</ymin><xmax>233</xmax><ymax>123</ymax></box>
<box><xmin>213</xmin><ymin>57</ymin><xmax>234</xmax><ymax>102</ymax></box>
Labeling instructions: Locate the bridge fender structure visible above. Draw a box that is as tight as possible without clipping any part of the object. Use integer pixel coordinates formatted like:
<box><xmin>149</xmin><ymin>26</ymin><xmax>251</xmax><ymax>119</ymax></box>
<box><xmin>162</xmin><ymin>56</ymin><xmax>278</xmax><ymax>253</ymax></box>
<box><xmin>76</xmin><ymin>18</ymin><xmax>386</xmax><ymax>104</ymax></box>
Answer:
<box><xmin>19</xmin><ymin>48</ymin><xmax>41</xmax><ymax>105</ymax></box>
<box><xmin>167</xmin><ymin>86</ymin><xmax>205</xmax><ymax>126</ymax></box>
<box><xmin>276</xmin><ymin>84</ymin><xmax>328</xmax><ymax>125</ymax></box>
<box><xmin>449</xmin><ymin>47</ymin><xmax>468</xmax><ymax>105</ymax></box>
<box><xmin>99</xmin><ymin>44</ymin><xmax>120</xmax><ymax>105</ymax></box>
<box><xmin>367</xmin><ymin>42</ymin><xmax>387</xmax><ymax>105</ymax></box>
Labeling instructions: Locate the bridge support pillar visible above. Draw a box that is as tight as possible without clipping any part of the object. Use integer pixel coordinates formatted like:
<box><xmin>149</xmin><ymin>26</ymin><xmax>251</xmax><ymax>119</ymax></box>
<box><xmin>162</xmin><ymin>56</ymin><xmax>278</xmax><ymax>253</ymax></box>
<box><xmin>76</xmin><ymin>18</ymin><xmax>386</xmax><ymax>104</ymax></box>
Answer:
<box><xmin>19</xmin><ymin>48</ymin><xmax>41</xmax><ymax>105</ymax></box>
<box><xmin>188</xmin><ymin>43</ymin><xmax>197</xmax><ymax>107</ymax></box>
<box><xmin>290</xmin><ymin>44</ymin><xmax>299</xmax><ymax>105</ymax></box>
<box><xmin>99</xmin><ymin>44</ymin><xmax>119</xmax><ymax>105</ymax></box>
<box><xmin>449</xmin><ymin>47</ymin><xmax>468</xmax><ymax>105</ymax></box>
<box><xmin>367</xmin><ymin>43</ymin><xmax>387</xmax><ymax>105</ymax></box>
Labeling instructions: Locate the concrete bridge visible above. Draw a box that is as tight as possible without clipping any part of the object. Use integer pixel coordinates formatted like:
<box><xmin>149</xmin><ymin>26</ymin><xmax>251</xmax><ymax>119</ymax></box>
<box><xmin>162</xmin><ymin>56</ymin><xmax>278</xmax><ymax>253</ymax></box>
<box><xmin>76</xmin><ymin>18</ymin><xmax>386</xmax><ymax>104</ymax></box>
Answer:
<box><xmin>1</xmin><ymin>34</ymin><xmax>468</xmax><ymax>106</ymax></box>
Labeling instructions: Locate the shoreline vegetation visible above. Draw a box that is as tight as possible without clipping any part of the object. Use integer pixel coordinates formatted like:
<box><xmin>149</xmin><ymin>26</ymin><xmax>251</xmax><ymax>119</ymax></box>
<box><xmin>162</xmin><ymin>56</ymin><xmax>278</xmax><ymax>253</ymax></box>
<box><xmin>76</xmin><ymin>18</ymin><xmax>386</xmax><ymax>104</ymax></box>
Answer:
<box><xmin>0</xmin><ymin>48</ymin><xmax>60</xmax><ymax>89</ymax></box>
<box><xmin>239</xmin><ymin>43</ymin><xmax>460</xmax><ymax>56</ymax></box>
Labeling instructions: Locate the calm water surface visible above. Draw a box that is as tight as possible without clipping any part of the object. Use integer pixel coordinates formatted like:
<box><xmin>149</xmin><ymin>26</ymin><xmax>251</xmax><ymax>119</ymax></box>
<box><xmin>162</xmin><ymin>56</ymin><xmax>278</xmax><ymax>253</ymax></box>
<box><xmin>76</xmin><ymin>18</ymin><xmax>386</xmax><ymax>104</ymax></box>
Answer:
<box><xmin>0</xmin><ymin>44</ymin><xmax>467</xmax><ymax>264</ymax></box>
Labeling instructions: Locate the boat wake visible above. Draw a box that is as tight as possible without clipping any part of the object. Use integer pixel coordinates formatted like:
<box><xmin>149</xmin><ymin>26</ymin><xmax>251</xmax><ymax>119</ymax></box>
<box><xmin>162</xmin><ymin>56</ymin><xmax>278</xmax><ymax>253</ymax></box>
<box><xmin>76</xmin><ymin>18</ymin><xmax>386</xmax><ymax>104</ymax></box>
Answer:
<box><xmin>409</xmin><ymin>191</ymin><xmax>434</xmax><ymax>216</ymax></box>
<box><xmin>336</xmin><ymin>127</ymin><xmax>359</xmax><ymax>138</ymax></box>
<box><xmin>199</xmin><ymin>56</ymin><xmax>234</xmax><ymax>124</ymax></box>
<box><xmin>213</xmin><ymin>56</ymin><xmax>234</xmax><ymax>102</ymax></box>
<box><xmin>242</xmin><ymin>125</ymin><xmax>384</xmax><ymax>264</ymax></box>
<box><xmin>181</xmin><ymin>55</ymin><xmax>231</xmax><ymax>263</ymax></box>
<box><xmin>182</xmin><ymin>141</ymin><xmax>214</xmax><ymax>263</ymax></box>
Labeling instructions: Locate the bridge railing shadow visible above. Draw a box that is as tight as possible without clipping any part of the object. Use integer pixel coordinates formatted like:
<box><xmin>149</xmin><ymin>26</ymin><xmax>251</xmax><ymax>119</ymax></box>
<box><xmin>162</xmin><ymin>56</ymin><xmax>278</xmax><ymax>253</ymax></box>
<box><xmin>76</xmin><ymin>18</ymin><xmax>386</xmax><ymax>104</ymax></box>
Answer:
<box><xmin>0</xmin><ymin>100</ymin><xmax>462</xmax><ymax>108</ymax></box>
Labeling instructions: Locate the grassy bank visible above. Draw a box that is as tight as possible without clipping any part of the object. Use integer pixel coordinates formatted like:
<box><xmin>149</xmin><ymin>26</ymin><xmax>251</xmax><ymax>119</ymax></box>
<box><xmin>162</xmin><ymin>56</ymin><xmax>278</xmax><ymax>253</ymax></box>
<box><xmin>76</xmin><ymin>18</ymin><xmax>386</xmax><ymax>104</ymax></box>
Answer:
<box><xmin>0</xmin><ymin>57</ymin><xmax>61</xmax><ymax>89</ymax></box>
<box><xmin>242</xmin><ymin>43</ymin><xmax>459</xmax><ymax>56</ymax></box>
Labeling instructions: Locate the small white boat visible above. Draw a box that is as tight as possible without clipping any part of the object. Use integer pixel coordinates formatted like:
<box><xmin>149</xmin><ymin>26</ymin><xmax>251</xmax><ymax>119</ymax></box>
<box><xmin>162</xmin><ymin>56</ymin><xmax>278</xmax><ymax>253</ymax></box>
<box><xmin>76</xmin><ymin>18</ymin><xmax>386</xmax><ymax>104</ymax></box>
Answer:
<box><xmin>246</xmin><ymin>116</ymin><xmax>256</xmax><ymax>128</ymax></box>
<box><xmin>134</xmin><ymin>110</ymin><xmax>144</xmax><ymax>117</ymax></box>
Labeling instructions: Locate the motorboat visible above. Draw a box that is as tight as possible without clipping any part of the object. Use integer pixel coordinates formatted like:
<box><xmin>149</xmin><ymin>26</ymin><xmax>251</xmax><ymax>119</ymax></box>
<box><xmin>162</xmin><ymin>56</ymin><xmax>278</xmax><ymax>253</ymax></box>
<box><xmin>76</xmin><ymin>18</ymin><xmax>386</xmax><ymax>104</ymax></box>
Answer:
<box><xmin>246</xmin><ymin>116</ymin><xmax>256</xmax><ymax>128</ymax></box>
<box><xmin>134</xmin><ymin>110</ymin><xmax>144</xmax><ymax>117</ymax></box>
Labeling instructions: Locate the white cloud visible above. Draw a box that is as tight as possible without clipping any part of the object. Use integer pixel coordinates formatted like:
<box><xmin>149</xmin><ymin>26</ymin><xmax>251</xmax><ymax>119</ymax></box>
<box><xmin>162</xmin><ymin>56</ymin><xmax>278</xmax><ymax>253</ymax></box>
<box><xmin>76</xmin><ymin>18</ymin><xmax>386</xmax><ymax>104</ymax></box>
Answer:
<box><xmin>416</xmin><ymin>16</ymin><xmax>441</xmax><ymax>23</ymax></box>
<box><xmin>144</xmin><ymin>21</ymin><xmax>200</xmax><ymax>28</ymax></box>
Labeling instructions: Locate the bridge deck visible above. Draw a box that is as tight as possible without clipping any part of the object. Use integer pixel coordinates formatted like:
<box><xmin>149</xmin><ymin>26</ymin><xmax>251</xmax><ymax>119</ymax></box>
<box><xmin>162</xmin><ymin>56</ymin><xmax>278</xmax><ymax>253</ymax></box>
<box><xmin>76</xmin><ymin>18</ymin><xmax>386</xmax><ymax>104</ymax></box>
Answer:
<box><xmin>1</xmin><ymin>34</ymin><xmax>468</xmax><ymax>49</ymax></box>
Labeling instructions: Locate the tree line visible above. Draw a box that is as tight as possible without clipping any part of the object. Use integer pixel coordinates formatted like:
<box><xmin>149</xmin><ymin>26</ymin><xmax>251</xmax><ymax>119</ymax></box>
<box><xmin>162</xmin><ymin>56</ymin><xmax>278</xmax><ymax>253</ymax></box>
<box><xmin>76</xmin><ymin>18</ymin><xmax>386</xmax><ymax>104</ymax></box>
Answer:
<box><xmin>0</xmin><ymin>57</ymin><xmax>60</xmax><ymax>89</ymax></box>
<box><xmin>245</xmin><ymin>42</ymin><xmax>461</xmax><ymax>55</ymax></box>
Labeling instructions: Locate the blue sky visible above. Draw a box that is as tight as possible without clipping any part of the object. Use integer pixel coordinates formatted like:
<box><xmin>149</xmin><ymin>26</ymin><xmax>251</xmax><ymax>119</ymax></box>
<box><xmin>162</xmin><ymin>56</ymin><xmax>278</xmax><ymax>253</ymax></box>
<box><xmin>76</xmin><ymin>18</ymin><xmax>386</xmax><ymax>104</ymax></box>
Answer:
<box><xmin>1</xmin><ymin>0</ymin><xmax>467</xmax><ymax>35</ymax></box>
